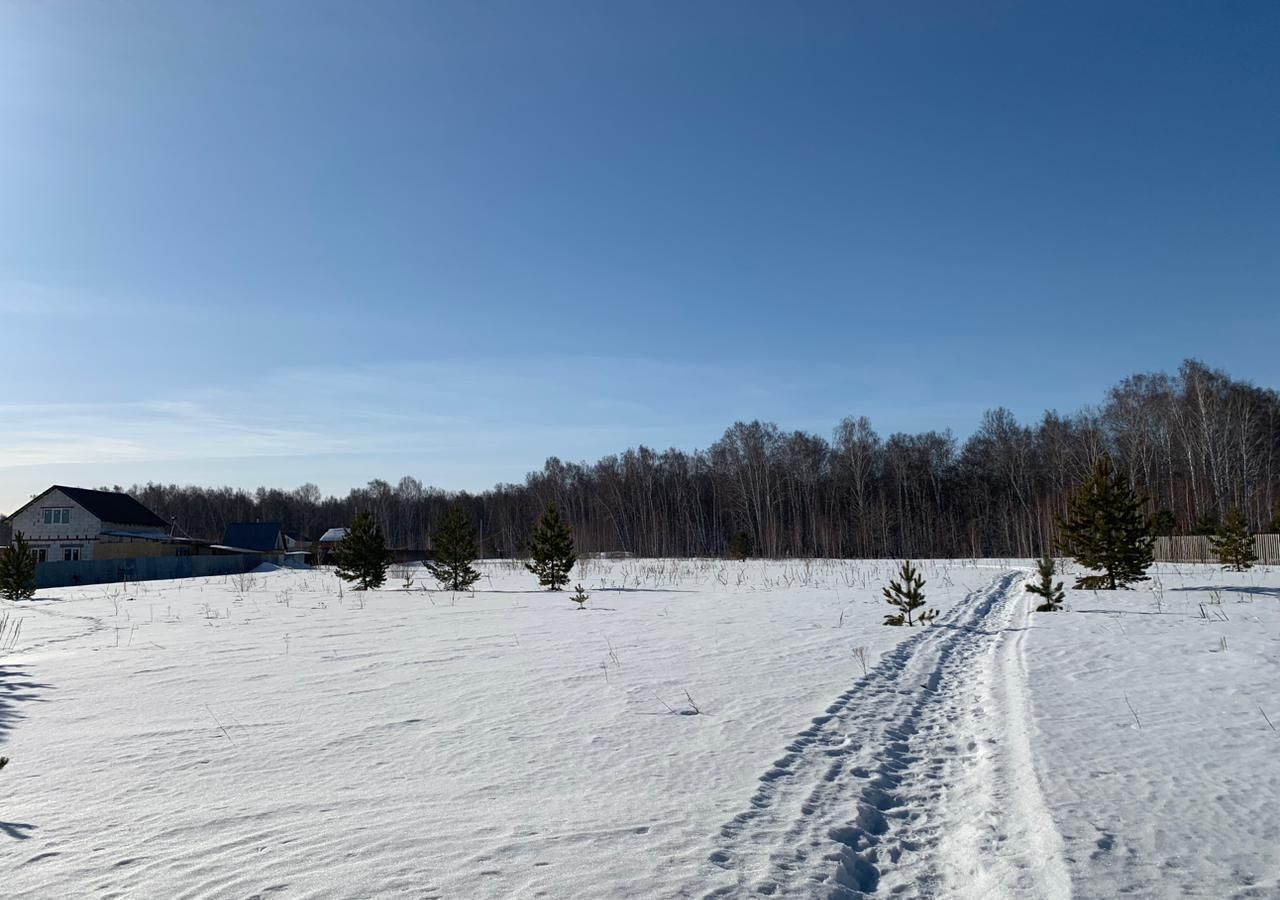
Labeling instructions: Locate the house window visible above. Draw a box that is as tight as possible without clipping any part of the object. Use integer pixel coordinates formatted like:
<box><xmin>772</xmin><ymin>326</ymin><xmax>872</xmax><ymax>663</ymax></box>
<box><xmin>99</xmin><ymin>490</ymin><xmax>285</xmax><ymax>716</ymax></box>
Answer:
<box><xmin>41</xmin><ymin>508</ymin><xmax>71</xmax><ymax>525</ymax></box>
<box><xmin>63</xmin><ymin>546</ymin><xmax>82</xmax><ymax>562</ymax></box>
<box><xmin>31</xmin><ymin>547</ymin><xmax>48</xmax><ymax>563</ymax></box>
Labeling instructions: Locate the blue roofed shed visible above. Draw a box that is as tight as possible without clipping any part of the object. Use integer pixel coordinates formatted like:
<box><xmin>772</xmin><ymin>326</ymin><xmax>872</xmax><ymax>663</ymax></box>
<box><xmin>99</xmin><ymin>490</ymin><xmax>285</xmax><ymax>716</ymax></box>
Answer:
<box><xmin>221</xmin><ymin>522</ymin><xmax>286</xmax><ymax>553</ymax></box>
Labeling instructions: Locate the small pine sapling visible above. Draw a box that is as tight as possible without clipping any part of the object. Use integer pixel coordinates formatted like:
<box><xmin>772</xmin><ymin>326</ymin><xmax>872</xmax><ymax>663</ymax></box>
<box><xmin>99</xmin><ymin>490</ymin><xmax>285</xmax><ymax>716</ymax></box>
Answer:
<box><xmin>1193</xmin><ymin>512</ymin><xmax>1220</xmax><ymax>536</ymax></box>
<box><xmin>1148</xmin><ymin>508</ymin><xmax>1177</xmax><ymax>537</ymax></box>
<box><xmin>570</xmin><ymin>583</ymin><xmax>589</xmax><ymax>610</ymax></box>
<box><xmin>1025</xmin><ymin>555</ymin><xmax>1066</xmax><ymax>612</ymax></box>
<box><xmin>525</xmin><ymin>503</ymin><xmax>577</xmax><ymax>591</ymax></box>
<box><xmin>0</xmin><ymin>532</ymin><xmax>38</xmax><ymax>601</ymax></box>
<box><xmin>1058</xmin><ymin>456</ymin><xmax>1154</xmax><ymax>590</ymax></box>
<box><xmin>425</xmin><ymin>504</ymin><xmax>482</xmax><ymax>591</ymax></box>
<box><xmin>882</xmin><ymin>560</ymin><xmax>937</xmax><ymax>626</ymax></box>
<box><xmin>727</xmin><ymin>530</ymin><xmax>753</xmax><ymax>561</ymax></box>
<box><xmin>1210</xmin><ymin>507</ymin><xmax>1256</xmax><ymax>571</ymax></box>
<box><xmin>332</xmin><ymin>511</ymin><xmax>391</xmax><ymax>591</ymax></box>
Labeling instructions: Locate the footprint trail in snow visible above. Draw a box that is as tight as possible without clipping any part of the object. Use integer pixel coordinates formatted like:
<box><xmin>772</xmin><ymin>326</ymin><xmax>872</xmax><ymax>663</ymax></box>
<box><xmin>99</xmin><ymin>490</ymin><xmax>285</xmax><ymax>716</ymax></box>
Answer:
<box><xmin>705</xmin><ymin>571</ymin><xmax>1071</xmax><ymax>899</ymax></box>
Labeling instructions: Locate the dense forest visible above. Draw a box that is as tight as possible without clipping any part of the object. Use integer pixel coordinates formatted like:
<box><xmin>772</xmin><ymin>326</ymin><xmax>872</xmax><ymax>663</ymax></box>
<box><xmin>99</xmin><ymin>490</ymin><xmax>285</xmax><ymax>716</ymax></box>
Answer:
<box><xmin>120</xmin><ymin>360</ymin><xmax>1279</xmax><ymax>559</ymax></box>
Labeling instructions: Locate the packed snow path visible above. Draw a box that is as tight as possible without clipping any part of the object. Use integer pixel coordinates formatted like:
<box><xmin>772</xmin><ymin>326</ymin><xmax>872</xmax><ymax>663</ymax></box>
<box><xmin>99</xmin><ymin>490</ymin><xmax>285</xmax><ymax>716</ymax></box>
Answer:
<box><xmin>706</xmin><ymin>571</ymin><xmax>1071</xmax><ymax>899</ymax></box>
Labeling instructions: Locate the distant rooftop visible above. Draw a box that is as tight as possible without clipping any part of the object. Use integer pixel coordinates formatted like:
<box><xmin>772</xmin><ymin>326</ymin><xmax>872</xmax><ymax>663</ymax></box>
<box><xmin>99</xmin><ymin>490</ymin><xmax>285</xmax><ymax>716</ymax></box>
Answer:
<box><xmin>51</xmin><ymin>485</ymin><xmax>168</xmax><ymax>528</ymax></box>
<box><xmin>221</xmin><ymin>522</ymin><xmax>285</xmax><ymax>553</ymax></box>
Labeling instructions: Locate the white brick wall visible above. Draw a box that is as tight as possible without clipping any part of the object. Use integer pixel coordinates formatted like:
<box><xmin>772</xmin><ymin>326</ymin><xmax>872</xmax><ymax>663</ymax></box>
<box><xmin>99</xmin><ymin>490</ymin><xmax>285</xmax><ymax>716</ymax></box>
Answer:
<box><xmin>11</xmin><ymin>488</ymin><xmax>102</xmax><ymax>561</ymax></box>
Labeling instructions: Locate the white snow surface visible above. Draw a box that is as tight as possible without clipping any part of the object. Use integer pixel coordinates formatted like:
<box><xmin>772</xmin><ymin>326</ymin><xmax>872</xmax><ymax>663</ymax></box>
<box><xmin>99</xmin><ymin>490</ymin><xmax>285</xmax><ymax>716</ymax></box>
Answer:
<box><xmin>1026</xmin><ymin>565</ymin><xmax>1280</xmax><ymax>900</ymax></box>
<box><xmin>1</xmin><ymin>559</ymin><xmax>1278</xmax><ymax>898</ymax></box>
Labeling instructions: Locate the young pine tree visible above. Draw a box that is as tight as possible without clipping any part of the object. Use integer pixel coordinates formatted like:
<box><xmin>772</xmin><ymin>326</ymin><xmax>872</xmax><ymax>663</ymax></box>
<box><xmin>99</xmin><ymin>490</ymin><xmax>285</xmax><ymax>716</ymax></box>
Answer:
<box><xmin>1148</xmin><ymin>508</ymin><xmax>1177</xmax><ymax>538</ymax></box>
<box><xmin>882</xmin><ymin>560</ymin><xmax>938</xmax><ymax>626</ymax></box>
<box><xmin>333</xmin><ymin>511</ymin><xmax>390</xmax><ymax>591</ymax></box>
<box><xmin>525</xmin><ymin>503</ymin><xmax>576</xmax><ymax>591</ymax></box>
<box><xmin>0</xmin><ymin>532</ymin><xmax>38</xmax><ymax>602</ymax></box>
<box><xmin>425</xmin><ymin>505</ymin><xmax>481</xmax><ymax>592</ymax></box>
<box><xmin>727</xmin><ymin>530</ymin><xmax>753</xmax><ymax>561</ymax></box>
<box><xmin>1058</xmin><ymin>457</ymin><xmax>1154</xmax><ymax>590</ymax></box>
<box><xmin>1025</xmin><ymin>555</ymin><xmax>1066</xmax><ymax>612</ymax></box>
<box><xmin>1210</xmin><ymin>507</ymin><xmax>1256</xmax><ymax>571</ymax></box>
<box><xmin>1193</xmin><ymin>512</ymin><xmax>1220</xmax><ymax>536</ymax></box>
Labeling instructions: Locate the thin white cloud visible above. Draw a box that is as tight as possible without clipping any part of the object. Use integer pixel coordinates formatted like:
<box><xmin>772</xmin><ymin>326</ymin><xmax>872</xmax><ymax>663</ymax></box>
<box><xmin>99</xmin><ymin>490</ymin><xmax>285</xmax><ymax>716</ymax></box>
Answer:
<box><xmin>0</xmin><ymin>281</ymin><xmax>106</xmax><ymax>317</ymax></box>
<box><xmin>0</xmin><ymin>354</ymin><xmax>917</xmax><ymax>512</ymax></box>
<box><xmin>0</xmin><ymin>400</ymin><xmax>347</xmax><ymax>466</ymax></box>
<box><xmin>0</xmin><ymin>280</ymin><xmax>164</xmax><ymax>318</ymax></box>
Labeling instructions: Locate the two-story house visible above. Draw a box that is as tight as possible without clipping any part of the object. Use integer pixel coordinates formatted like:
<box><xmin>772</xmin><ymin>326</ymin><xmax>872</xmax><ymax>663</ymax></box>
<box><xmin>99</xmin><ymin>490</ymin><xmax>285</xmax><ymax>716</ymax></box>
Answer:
<box><xmin>6</xmin><ymin>485</ymin><xmax>171</xmax><ymax>562</ymax></box>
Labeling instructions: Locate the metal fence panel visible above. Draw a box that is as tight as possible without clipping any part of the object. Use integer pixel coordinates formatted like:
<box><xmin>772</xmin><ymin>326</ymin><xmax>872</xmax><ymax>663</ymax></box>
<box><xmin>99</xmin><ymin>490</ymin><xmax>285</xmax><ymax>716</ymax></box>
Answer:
<box><xmin>35</xmin><ymin>553</ymin><xmax>261</xmax><ymax>589</ymax></box>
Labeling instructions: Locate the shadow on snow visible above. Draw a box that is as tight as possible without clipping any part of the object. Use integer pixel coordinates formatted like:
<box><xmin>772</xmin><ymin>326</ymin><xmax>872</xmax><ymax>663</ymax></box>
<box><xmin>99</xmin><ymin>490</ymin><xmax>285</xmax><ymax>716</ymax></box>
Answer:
<box><xmin>1</xmin><ymin>663</ymin><xmax>50</xmax><ymax>840</ymax></box>
<box><xmin>1170</xmin><ymin>584</ymin><xmax>1280</xmax><ymax>599</ymax></box>
<box><xmin>0</xmin><ymin>663</ymin><xmax>51</xmax><ymax>743</ymax></box>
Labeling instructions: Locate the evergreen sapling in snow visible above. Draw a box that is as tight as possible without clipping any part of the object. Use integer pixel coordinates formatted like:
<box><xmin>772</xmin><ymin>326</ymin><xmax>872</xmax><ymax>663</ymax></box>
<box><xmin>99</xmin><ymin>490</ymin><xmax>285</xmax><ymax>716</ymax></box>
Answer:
<box><xmin>1148</xmin><ymin>508</ymin><xmax>1177</xmax><ymax>538</ymax></box>
<box><xmin>1193</xmin><ymin>512</ymin><xmax>1220</xmax><ymax>536</ymax></box>
<box><xmin>1058</xmin><ymin>456</ymin><xmax>1154</xmax><ymax>590</ymax></box>
<box><xmin>333</xmin><ymin>511</ymin><xmax>391</xmax><ymax>591</ymax></box>
<box><xmin>525</xmin><ymin>503</ymin><xmax>576</xmax><ymax>591</ymax></box>
<box><xmin>1210</xmin><ymin>507</ymin><xmax>1256</xmax><ymax>571</ymax></box>
<box><xmin>0</xmin><ymin>532</ymin><xmax>37</xmax><ymax>601</ymax></box>
<box><xmin>882</xmin><ymin>560</ymin><xmax>937</xmax><ymax>626</ymax></box>
<box><xmin>1026</xmin><ymin>555</ymin><xmax>1066</xmax><ymax>612</ymax></box>
<box><xmin>728</xmin><ymin>530</ymin><xmax>753</xmax><ymax>561</ymax></box>
<box><xmin>425</xmin><ymin>504</ymin><xmax>481</xmax><ymax>591</ymax></box>
<box><xmin>570</xmin><ymin>583</ymin><xmax>589</xmax><ymax>610</ymax></box>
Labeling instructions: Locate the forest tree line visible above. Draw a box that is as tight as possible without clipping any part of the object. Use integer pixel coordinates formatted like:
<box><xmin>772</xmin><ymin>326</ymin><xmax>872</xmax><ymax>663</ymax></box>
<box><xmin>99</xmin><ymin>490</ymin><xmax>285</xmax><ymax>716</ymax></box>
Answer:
<box><xmin>118</xmin><ymin>360</ymin><xmax>1280</xmax><ymax>560</ymax></box>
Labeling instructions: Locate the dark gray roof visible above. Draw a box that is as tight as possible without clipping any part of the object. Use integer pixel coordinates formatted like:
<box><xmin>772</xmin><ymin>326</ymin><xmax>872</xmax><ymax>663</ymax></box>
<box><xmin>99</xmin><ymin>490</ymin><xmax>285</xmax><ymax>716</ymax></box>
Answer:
<box><xmin>221</xmin><ymin>522</ymin><xmax>284</xmax><ymax>552</ymax></box>
<box><xmin>53</xmin><ymin>486</ymin><xmax>168</xmax><ymax>528</ymax></box>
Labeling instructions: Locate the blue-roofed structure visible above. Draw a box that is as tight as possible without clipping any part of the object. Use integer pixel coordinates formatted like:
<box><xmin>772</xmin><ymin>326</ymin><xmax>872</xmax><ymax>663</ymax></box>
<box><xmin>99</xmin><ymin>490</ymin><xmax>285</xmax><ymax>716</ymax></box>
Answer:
<box><xmin>221</xmin><ymin>522</ymin><xmax>286</xmax><ymax>553</ymax></box>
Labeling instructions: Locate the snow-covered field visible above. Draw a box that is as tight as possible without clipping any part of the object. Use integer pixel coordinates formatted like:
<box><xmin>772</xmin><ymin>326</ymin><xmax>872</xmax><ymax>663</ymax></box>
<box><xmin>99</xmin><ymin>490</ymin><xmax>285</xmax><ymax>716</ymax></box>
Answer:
<box><xmin>1028</xmin><ymin>566</ymin><xmax>1280</xmax><ymax>900</ymax></box>
<box><xmin>1</xmin><ymin>559</ymin><xmax>1277</xmax><ymax>899</ymax></box>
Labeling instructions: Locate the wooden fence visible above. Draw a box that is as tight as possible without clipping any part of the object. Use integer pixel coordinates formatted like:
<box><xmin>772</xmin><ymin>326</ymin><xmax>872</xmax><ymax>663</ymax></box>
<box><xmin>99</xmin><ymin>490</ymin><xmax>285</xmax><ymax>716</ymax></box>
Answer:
<box><xmin>1153</xmin><ymin>534</ymin><xmax>1280</xmax><ymax>565</ymax></box>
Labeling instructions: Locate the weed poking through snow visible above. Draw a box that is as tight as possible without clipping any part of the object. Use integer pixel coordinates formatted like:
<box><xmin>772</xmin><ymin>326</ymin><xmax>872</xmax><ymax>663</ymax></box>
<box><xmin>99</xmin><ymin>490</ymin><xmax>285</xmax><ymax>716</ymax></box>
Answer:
<box><xmin>852</xmin><ymin>645</ymin><xmax>868</xmax><ymax>676</ymax></box>
<box><xmin>655</xmin><ymin>690</ymin><xmax>703</xmax><ymax>716</ymax></box>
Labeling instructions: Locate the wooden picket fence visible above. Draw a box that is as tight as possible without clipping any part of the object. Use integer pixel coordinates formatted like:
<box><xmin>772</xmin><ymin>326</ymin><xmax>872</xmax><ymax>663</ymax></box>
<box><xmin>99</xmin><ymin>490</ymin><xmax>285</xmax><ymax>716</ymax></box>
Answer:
<box><xmin>1153</xmin><ymin>534</ymin><xmax>1280</xmax><ymax>565</ymax></box>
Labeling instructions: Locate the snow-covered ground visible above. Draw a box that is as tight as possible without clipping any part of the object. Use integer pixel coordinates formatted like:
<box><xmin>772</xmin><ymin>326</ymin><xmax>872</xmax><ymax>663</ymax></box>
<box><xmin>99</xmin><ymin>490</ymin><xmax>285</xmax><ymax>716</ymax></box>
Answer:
<box><xmin>1028</xmin><ymin>564</ymin><xmax>1280</xmax><ymax>900</ymax></box>
<box><xmin>1</xmin><ymin>559</ymin><xmax>1277</xmax><ymax>898</ymax></box>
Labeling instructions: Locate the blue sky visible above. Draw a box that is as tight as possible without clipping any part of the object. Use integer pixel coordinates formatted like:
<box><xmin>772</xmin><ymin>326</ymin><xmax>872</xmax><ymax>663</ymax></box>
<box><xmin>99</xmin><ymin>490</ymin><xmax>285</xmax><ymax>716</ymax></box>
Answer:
<box><xmin>2</xmin><ymin>1</ymin><xmax>1277</xmax><ymax>512</ymax></box>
